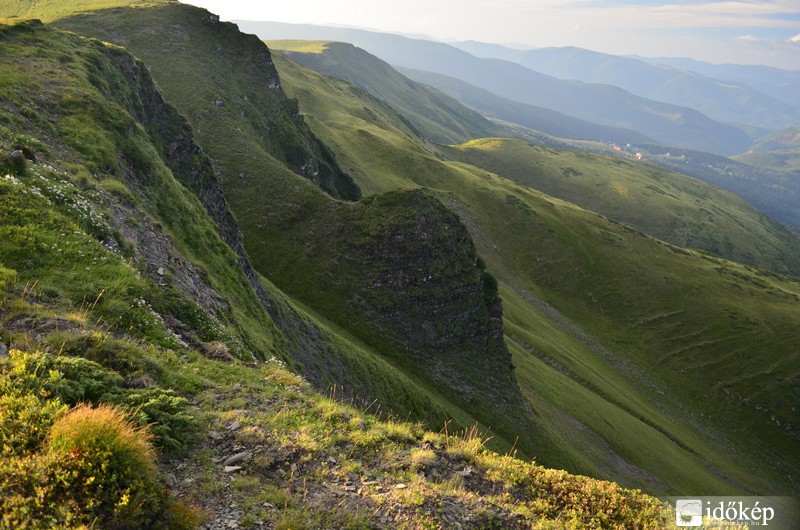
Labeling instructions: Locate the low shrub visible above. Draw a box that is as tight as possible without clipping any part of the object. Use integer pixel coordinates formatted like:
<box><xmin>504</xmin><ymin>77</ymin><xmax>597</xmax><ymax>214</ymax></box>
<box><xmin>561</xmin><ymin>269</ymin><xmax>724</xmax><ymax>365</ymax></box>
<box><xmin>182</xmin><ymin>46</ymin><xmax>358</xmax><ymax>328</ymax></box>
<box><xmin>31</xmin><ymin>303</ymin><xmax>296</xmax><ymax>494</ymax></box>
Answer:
<box><xmin>0</xmin><ymin>264</ymin><xmax>16</xmax><ymax>293</ymax></box>
<box><xmin>0</xmin><ymin>403</ymin><xmax>197</xmax><ymax>529</ymax></box>
<box><xmin>45</xmin><ymin>404</ymin><xmax>164</xmax><ymax>528</ymax></box>
<box><xmin>1</xmin><ymin>349</ymin><xmax>194</xmax><ymax>450</ymax></box>
<box><xmin>0</xmin><ymin>391</ymin><xmax>65</xmax><ymax>457</ymax></box>
<box><xmin>267</xmin><ymin>368</ymin><xmax>305</xmax><ymax>388</ymax></box>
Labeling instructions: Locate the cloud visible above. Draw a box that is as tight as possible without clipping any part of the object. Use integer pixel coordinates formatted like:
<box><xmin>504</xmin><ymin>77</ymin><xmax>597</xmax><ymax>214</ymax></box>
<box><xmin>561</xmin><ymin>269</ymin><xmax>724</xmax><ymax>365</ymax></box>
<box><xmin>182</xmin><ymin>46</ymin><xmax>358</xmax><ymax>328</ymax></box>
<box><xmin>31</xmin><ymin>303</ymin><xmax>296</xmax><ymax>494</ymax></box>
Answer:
<box><xmin>527</xmin><ymin>1</ymin><xmax>800</xmax><ymax>31</ymax></box>
<box><xmin>789</xmin><ymin>33</ymin><xmax>800</xmax><ymax>43</ymax></box>
<box><xmin>736</xmin><ymin>34</ymin><xmax>760</xmax><ymax>42</ymax></box>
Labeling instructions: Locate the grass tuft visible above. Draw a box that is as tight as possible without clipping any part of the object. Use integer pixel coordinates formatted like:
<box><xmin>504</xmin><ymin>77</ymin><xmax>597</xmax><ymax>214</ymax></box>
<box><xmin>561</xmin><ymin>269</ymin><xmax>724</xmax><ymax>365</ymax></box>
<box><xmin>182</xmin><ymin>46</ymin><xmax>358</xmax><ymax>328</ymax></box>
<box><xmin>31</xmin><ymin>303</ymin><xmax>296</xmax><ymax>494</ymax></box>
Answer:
<box><xmin>47</xmin><ymin>402</ymin><xmax>156</xmax><ymax>476</ymax></box>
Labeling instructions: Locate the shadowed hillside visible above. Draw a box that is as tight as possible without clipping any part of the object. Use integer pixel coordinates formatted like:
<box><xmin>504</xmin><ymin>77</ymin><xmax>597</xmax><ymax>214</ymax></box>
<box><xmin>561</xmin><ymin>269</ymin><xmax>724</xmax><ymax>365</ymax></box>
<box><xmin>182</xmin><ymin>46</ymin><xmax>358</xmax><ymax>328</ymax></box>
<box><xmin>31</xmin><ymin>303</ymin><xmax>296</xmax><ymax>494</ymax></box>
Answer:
<box><xmin>270</xmin><ymin>51</ymin><xmax>800</xmax><ymax>496</ymax></box>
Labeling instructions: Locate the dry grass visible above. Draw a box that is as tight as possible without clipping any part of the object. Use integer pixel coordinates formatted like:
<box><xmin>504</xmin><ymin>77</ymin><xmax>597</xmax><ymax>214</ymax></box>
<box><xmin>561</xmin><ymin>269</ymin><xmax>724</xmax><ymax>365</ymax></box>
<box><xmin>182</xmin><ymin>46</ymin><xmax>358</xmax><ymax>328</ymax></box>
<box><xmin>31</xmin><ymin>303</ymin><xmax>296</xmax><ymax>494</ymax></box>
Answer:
<box><xmin>47</xmin><ymin>403</ymin><xmax>156</xmax><ymax>477</ymax></box>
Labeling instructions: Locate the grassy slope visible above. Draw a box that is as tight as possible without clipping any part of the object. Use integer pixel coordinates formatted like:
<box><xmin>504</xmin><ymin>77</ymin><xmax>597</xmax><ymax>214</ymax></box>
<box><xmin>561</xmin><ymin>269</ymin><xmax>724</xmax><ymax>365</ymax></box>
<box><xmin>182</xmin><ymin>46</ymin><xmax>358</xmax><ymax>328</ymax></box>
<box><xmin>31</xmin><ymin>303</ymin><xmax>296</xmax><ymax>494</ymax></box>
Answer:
<box><xmin>0</xmin><ymin>0</ymin><xmax>161</xmax><ymax>22</ymax></box>
<box><xmin>0</xmin><ymin>20</ymin><xmax>678</xmax><ymax>530</ymax></box>
<box><xmin>0</xmin><ymin>19</ymin><xmax>279</xmax><ymax>360</ymax></box>
<box><xmin>734</xmin><ymin>127</ymin><xmax>800</xmax><ymax>172</ymax></box>
<box><xmin>634</xmin><ymin>144</ymin><xmax>800</xmax><ymax>228</ymax></box>
<box><xmin>57</xmin><ymin>4</ymin><xmax>359</xmax><ymax>202</ymax></box>
<box><xmin>264</xmin><ymin>42</ymin><xmax>800</xmax><ymax>275</ymax></box>
<box><xmin>0</xmin><ymin>293</ymin><xmax>672</xmax><ymax>529</ymax></box>
<box><xmin>14</xmin><ymin>0</ymin><xmax>800</xmax><ymax>496</ymax></box>
<box><xmin>267</xmin><ymin>40</ymin><xmax>506</xmax><ymax>145</ymax></box>
<box><xmin>445</xmin><ymin>137</ymin><xmax>800</xmax><ymax>276</ymax></box>
<box><xmin>54</xmin><ymin>2</ymin><xmax>539</xmax><ymax>456</ymax></box>
<box><xmin>271</xmin><ymin>52</ymin><xmax>800</xmax><ymax>495</ymax></box>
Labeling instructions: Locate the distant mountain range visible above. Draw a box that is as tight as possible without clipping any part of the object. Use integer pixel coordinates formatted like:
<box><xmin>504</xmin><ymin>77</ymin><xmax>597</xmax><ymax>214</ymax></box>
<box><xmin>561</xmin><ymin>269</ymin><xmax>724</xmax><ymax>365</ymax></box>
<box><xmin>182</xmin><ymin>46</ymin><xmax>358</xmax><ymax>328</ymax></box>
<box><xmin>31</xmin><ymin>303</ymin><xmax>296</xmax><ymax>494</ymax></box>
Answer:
<box><xmin>270</xmin><ymin>40</ymin><xmax>652</xmax><ymax>146</ymax></box>
<box><xmin>235</xmin><ymin>21</ymin><xmax>753</xmax><ymax>156</ymax></box>
<box><xmin>636</xmin><ymin>55</ymin><xmax>800</xmax><ymax>110</ymax></box>
<box><xmin>395</xmin><ymin>65</ymin><xmax>653</xmax><ymax>145</ymax></box>
<box><xmin>452</xmin><ymin>41</ymin><xmax>800</xmax><ymax>131</ymax></box>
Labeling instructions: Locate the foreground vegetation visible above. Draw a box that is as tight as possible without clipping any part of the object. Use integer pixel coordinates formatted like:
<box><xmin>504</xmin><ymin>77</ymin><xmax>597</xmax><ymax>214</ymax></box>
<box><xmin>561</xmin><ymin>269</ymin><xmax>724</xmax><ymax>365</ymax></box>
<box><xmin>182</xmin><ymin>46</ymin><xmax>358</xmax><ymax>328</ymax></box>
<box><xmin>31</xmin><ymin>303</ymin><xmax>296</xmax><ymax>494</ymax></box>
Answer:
<box><xmin>0</xmin><ymin>284</ymin><xmax>671</xmax><ymax>528</ymax></box>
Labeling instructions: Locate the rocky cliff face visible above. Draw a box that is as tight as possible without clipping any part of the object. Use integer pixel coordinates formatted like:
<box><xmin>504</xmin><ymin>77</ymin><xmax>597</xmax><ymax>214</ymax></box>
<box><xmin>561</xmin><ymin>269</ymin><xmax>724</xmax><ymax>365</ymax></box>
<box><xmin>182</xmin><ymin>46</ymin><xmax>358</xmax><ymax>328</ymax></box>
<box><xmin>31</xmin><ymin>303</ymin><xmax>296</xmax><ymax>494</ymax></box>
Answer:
<box><xmin>90</xmin><ymin>45</ymin><xmax>271</xmax><ymax>301</ymax></box>
<box><xmin>0</xmin><ymin>21</ymin><xmax>286</xmax><ymax>357</ymax></box>
<box><xmin>252</xmin><ymin>186</ymin><xmax>527</xmax><ymax>422</ymax></box>
<box><xmin>347</xmin><ymin>190</ymin><xmax>515</xmax><ymax>405</ymax></box>
<box><xmin>58</xmin><ymin>3</ymin><xmax>361</xmax><ymax>202</ymax></box>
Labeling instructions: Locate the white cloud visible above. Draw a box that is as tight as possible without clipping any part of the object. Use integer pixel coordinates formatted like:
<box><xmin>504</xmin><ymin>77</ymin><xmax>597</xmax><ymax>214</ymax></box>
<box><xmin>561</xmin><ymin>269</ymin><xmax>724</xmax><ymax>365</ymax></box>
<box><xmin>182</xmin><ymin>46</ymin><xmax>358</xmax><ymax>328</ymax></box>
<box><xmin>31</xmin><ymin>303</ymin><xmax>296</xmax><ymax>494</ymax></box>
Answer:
<box><xmin>789</xmin><ymin>33</ymin><xmax>800</xmax><ymax>43</ymax></box>
<box><xmin>735</xmin><ymin>34</ymin><xmax>759</xmax><ymax>42</ymax></box>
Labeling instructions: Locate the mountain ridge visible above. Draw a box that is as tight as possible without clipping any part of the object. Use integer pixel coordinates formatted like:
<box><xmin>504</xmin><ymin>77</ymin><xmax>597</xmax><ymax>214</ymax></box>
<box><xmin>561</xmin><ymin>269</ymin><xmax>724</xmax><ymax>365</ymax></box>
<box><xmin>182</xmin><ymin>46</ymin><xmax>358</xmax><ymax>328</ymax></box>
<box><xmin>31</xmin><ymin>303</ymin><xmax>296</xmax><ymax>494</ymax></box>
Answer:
<box><xmin>268</xmin><ymin>51</ymin><xmax>800</xmax><ymax>495</ymax></box>
<box><xmin>55</xmin><ymin>1</ymin><xmax>539</xmax><ymax>455</ymax></box>
<box><xmin>235</xmin><ymin>20</ymin><xmax>753</xmax><ymax>156</ymax></box>
<box><xmin>269</xmin><ymin>40</ymin><xmax>504</xmax><ymax>145</ymax></box>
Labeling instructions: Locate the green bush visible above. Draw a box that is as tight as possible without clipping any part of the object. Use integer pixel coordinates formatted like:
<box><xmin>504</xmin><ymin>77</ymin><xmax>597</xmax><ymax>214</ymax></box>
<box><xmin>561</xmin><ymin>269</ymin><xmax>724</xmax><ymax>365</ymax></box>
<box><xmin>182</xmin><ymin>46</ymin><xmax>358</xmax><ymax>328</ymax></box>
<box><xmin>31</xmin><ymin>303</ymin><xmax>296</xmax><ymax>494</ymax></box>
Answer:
<box><xmin>0</xmin><ymin>150</ymin><xmax>27</xmax><ymax>176</ymax></box>
<box><xmin>0</xmin><ymin>264</ymin><xmax>16</xmax><ymax>293</ymax></box>
<box><xmin>42</xmin><ymin>331</ymin><xmax>157</xmax><ymax>379</ymax></box>
<box><xmin>1</xmin><ymin>350</ymin><xmax>194</xmax><ymax>449</ymax></box>
<box><xmin>0</xmin><ymin>391</ymin><xmax>65</xmax><ymax>457</ymax></box>
<box><xmin>121</xmin><ymin>387</ymin><xmax>195</xmax><ymax>450</ymax></box>
<box><xmin>0</xmin><ymin>349</ymin><xmax>200</xmax><ymax>529</ymax></box>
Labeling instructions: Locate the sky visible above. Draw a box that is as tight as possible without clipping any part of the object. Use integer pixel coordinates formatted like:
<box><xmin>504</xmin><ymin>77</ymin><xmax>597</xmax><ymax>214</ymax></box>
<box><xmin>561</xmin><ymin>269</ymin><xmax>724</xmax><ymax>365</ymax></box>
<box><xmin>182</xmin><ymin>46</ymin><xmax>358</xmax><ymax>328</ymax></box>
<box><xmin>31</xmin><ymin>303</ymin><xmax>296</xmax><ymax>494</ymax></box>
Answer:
<box><xmin>183</xmin><ymin>1</ymin><xmax>800</xmax><ymax>70</ymax></box>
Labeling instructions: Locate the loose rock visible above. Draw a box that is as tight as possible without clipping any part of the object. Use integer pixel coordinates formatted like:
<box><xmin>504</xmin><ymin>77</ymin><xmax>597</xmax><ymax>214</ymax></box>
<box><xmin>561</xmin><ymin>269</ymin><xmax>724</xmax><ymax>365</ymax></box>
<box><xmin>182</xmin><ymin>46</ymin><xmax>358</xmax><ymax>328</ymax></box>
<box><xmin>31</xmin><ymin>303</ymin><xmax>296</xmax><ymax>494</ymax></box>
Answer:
<box><xmin>223</xmin><ymin>451</ymin><xmax>252</xmax><ymax>467</ymax></box>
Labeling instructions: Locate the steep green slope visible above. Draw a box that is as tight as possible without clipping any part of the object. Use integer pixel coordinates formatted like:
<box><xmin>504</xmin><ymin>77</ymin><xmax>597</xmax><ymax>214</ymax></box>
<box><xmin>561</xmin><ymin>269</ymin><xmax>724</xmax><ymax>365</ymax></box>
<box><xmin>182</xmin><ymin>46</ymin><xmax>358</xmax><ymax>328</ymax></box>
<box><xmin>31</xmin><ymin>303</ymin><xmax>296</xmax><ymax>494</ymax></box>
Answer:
<box><xmin>0</xmin><ymin>23</ymin><xmax>676</xmax><ymax>529</ymax></box>
<box><xmin>637</xmin><ymin>144</ymin><xmax>800</xmax><ymax>227</ymax></box>
<box><xmin>271</xmin><ymin>52</ymin><xmax>800</xmax><ymax>495</ymax></box>
<box><xmin>268</xmin><ymin>39</ymin><xmax>505</xmax><ymax>145</ymax></box>
<box><xmin>0</xmin><ymin>19</ymin><xmax>278</xmax><ymax>360</ymax></box>
<box><xmin>0</xmin><ymin>0</ymin><xmax>160</xmax><ymax>22</ymax></box>
<box><xmin>55</xmin><ymin>3</ymin><xmax>360</xmax><ymax>202</ymax></box>
<box><xmin>53</xmin><ymin>1</ymin><xmax>535</xmax><ymax>455</ymax></box>
<box><xmin>445</xmin><ymin>137</ymin><xmax>800</xmax><ymax>276</ymax></box>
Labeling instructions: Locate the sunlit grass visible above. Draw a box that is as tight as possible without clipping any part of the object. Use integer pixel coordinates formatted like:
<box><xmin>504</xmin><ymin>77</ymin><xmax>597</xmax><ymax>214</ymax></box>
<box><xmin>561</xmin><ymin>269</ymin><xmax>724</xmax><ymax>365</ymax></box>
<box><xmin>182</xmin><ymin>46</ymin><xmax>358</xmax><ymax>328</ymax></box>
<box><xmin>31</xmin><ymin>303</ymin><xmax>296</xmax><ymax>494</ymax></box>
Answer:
<box><xmin>266</xmin><ymin>39</ymin><xmax>332</xmax><ymax>54</ymax></box>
